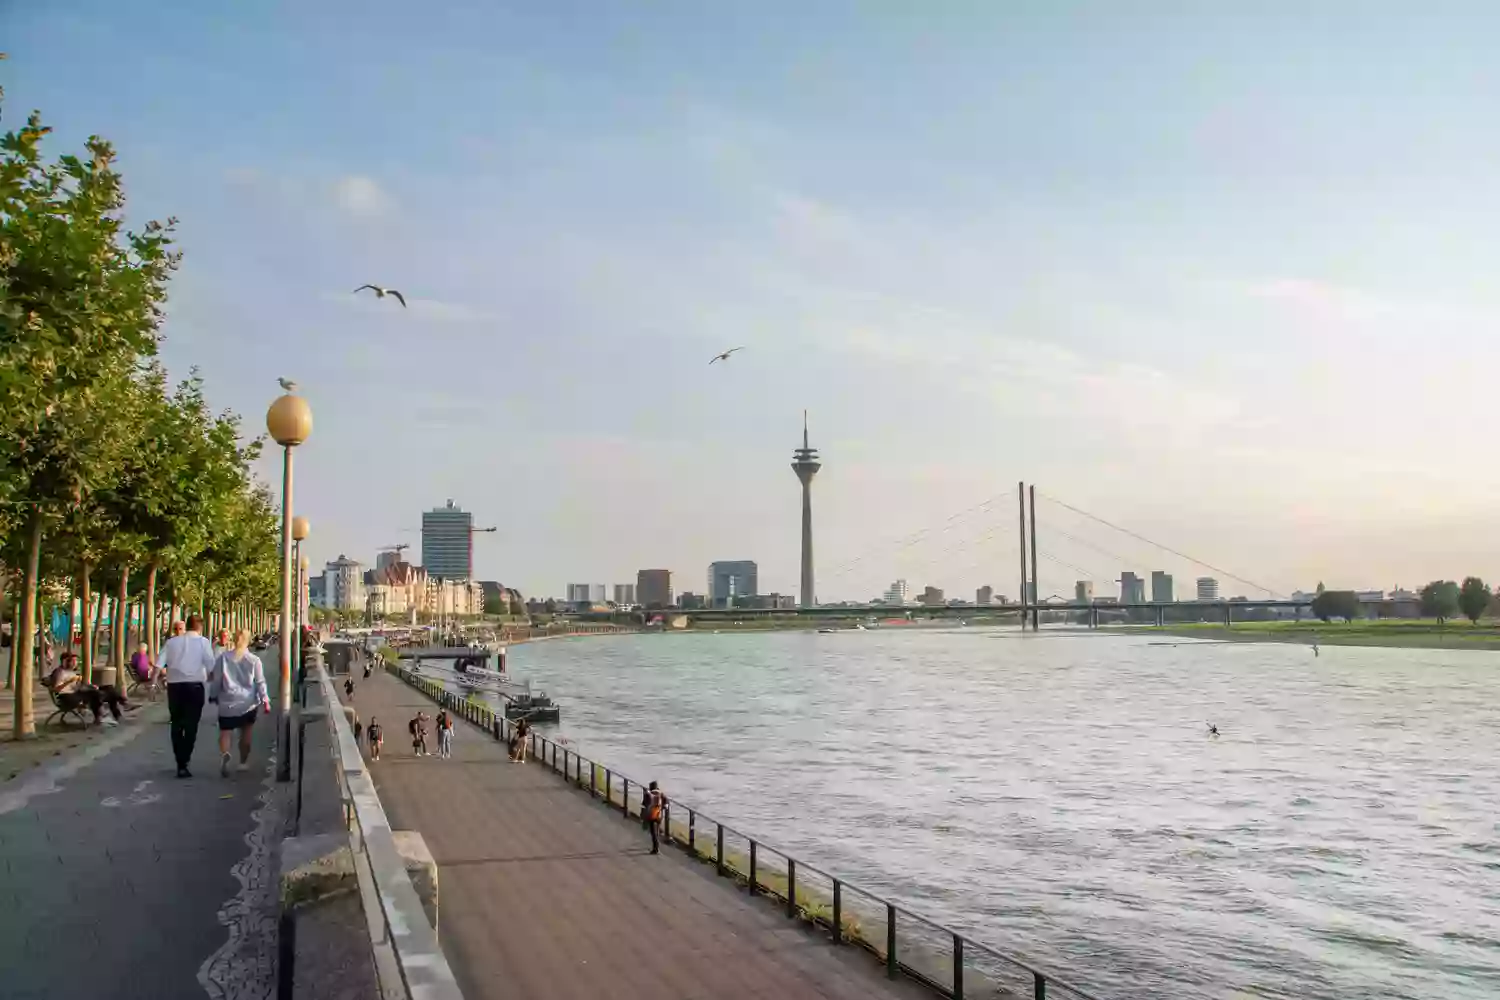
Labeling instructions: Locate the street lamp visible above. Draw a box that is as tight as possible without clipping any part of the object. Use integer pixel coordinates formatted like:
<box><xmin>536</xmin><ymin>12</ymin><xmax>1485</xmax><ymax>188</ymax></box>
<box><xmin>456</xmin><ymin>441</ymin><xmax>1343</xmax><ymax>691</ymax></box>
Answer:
<box><xmin>292</xmin><ymin>518</ymin><xmax>310</xmax><ymax>690</ymax></box>
<box><xmin>267</xmin><ymin>388</ymin><xmax>312</xmax><ymax>782</ymax></box>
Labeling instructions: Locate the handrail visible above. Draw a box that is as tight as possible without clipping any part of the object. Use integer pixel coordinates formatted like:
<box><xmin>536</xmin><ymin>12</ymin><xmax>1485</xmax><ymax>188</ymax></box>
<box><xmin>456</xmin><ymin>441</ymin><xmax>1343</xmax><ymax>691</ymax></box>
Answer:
<box><xmin>393</xmin><ymin>664</ymin><xmax>1106</xmax><ymax>1000</ymax></box>
<box><xmin>320</xmin><ymin>667</ymin><xmax>464</xmax><ymax>1000</ymax></box>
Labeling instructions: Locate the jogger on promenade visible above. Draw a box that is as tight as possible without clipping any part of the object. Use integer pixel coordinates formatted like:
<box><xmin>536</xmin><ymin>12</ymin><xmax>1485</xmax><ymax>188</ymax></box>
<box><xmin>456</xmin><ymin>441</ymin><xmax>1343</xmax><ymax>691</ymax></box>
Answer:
<box><xmin>157</xmin><ymin>613</ymin><xmax>216</xmax><ymax>778</ymax></box>
<box><xmin>209</xmin><ymin>629</ymin><xmax>269</xmax><ymax>777</ymax></box>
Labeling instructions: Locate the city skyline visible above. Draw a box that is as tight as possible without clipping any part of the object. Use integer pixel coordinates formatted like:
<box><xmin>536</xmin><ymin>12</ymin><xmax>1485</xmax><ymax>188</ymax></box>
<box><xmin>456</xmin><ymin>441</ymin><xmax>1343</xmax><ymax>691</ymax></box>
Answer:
<box><xmin>19</xmin><ymin>6</ymin><xmax>1500</xmax><ymax>599</ymax></box>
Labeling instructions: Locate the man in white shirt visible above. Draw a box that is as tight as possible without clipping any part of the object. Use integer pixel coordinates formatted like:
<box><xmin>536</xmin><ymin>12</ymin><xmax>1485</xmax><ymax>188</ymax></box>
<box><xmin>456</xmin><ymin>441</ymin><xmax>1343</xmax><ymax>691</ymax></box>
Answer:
<box><xmin>157</xmin><ymin>613</ymin><xmax>216</xmax><ymax>777</ymax></box>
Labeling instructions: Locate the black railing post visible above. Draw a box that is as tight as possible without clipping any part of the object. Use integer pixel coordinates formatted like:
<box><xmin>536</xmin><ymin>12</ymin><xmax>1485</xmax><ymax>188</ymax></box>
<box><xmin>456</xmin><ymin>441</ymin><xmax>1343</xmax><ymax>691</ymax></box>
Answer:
<box><xmin>787</xmin><ymin>858</ymin><xmax>796</xmax><ymax>917</ymax></box>
<box><xmin>749</xmin><ymin>840</ymin><xmax>758</xmax><ymax>894</ymax></box>
<box><xmin>953</xmin><ymin>935</ymin><xmax>964</xmax><ymax>1000</ymax></box>
<box><xmin>832</xmin><ymin>880</ymin><xmax>842</xmax><ymax>943</ymax></box>
<box><xmin>716</xmin><ymin>824</ymin><xmax>725</xmax><ymax>876</ymax></box>
<box><xmin>623</xmin><ymin>777</ymin><xmax>630</xmax><ymax>817</ymax></box>
<box><xmin>590</xmin><ymin>762</ymin><xmax>597</xmax><ymax>797</ymax></box>
<box><xmin>605</xmin><ymin>769</ymin><xmax>612</xmax><ymax>807</ymax></box>
<box><xmin>1034</xmin><ymin>973</ymin><xmax>1045</xmax><ymax>999</ymax></box>
<box><xmin>688</xmin><ymin>809</ymin><xmax>696</xmax><ymax>853</ymax></box>
<box><xmin>886</xmin><ymin>904</ymin><xmax>897</xmax><ymax>979</ymax></box>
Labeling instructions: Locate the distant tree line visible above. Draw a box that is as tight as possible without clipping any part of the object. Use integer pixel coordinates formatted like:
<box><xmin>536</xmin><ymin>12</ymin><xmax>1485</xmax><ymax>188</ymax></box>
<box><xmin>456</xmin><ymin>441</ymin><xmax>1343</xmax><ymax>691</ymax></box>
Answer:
<box><xmin>1310</xmin><ymin>577</ymin><xmax>1491</xmax><ymax>625</ymax></box>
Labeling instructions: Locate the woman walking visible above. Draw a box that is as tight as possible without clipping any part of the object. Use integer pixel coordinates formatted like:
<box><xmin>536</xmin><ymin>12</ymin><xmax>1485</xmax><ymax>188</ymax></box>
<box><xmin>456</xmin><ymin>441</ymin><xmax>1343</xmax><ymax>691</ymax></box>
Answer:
<box><xmin>436</xmin><ymin>710</ymin><xmax>454</xmax><ymax>759</ymax></box>
<box><xmin>209</xmin><ymin>629</ymin><xmax>270</xmax><ymax>777</ymax></box>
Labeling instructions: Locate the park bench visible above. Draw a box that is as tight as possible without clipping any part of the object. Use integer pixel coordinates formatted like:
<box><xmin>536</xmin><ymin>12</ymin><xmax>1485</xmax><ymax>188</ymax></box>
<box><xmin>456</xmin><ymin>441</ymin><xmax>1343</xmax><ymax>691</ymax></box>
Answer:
<box><xmin>42</xmin><ymin>680</ymin><xmax>94</xmax><ymax>729</ymax></box>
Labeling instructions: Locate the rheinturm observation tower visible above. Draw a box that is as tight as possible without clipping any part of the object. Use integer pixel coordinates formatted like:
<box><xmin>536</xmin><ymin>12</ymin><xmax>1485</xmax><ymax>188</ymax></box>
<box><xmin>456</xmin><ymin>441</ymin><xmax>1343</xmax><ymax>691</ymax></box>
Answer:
<box><xmin>791</xmin><ymin>411</ymin><xmax>821</xmax><ymax>608</ymax></box>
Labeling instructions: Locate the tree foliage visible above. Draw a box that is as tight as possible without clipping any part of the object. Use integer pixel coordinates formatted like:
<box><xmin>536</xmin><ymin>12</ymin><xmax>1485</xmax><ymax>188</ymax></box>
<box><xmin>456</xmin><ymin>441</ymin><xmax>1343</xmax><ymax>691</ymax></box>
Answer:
<box><xmin>1419</xmin><ymin>580</ymin><xmax>1460</xmax><ymax>624</ymax></box>
<box><xmin>1310</xmin><ymin>589</ymin><xmax>1358</xmax><ymax>623</ymax></box>
<box><xmin>1</xmin><ymin>97</ymin><xmax>280</xmax><ymax>735</ymax></box>
<box><xmin>1458</xmin><ymin>577</ymin><xmax>1489</xmax><ymax>625</ymax></box>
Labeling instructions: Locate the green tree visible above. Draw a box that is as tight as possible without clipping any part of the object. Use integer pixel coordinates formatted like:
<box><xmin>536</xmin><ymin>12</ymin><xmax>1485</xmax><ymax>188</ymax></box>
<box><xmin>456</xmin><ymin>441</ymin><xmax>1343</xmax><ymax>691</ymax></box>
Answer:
<box><xmin>1419</xmin><ymin>580</ymin><xmax>1460</xmax><ymax>624</ymax></box>
<box><xmin>1310</xmin><ymin>589</ymin><xmax>1358</xmax><ymax>622</ymax></box>
<box><xmin>1458</xmin><ymin>577</ymin><xmax>1490</xmax><ymax>625</ymax></box>
<box><xmin>1</xmin><ymin>108</ymin><xmax>178</xmax><ymax>734</ymax></box>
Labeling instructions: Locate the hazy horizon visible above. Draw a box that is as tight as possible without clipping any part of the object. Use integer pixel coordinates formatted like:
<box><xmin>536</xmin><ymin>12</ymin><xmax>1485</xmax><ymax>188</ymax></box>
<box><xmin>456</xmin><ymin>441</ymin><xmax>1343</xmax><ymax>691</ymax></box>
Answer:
<box><xmin>14</xmin><ymin>3</ymin><xmax>1500</xmax><ymax>600</ymax></box>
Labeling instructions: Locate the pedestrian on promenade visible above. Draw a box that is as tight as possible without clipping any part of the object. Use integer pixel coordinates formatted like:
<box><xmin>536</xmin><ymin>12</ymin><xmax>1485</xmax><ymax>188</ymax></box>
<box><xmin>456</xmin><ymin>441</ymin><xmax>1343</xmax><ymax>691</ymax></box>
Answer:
<box><xmin>436</xmin><ymin>710</ymin><xmax>454</xmax><ymax>759</ymax></box>
<box><xmin>643</xmin><ymin>781</ymin><xmax>667</xmax><ymax>854</ymax></box>
<box><xmin>344</xmin><ymin>676</ymin><xmax>355</xmax><ymax>699</ymax></box>
<box><xmin>409</xmin><ymin>713</ymin><xmax>428</xmax><ymax>756</ymax></box>
<box><xmin>353</xmin><ymin>713</ymin><xmax>363</xmax><ymax>744</ymax></box>
<box><xmin>158</xmin><ymin>613</ymin><xmax>216</xmax><ymax>778</ymax></box>
<box><xmin>368</xmin><ymin>717</ymin><xmax>383</xmax><ymax>760</ymax></box>
<box><xmin>130</xmin><ymin>641</ymin><xmax>155</xmax><ymax>687</ymax></box>
<box><xmin>48</xmin><ymin>652</ymin><xmax>127</xmax><ymax>726</ymax></box>
<box><xmin>510</xmin><ymin>717</ymin><xmax>530</xmax><ymax>763</ymax></box>
<box><xmin>209</xmin><ymin>629</ymin><xmax>269</xmax><ymax>777</ymax></box>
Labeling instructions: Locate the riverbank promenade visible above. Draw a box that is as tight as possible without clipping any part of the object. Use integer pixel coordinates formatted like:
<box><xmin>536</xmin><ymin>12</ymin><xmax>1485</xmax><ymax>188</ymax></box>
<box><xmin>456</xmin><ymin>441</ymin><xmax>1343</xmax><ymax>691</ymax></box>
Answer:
<box><xmin>343</xmin><ymin>667</ymin><xmax>932</xmax><ymax>1000</ymax></box>
<box><xmin>0</xmin><ymin>663</ymin><xmax>286</xmax><ymax>1000</ymax></box>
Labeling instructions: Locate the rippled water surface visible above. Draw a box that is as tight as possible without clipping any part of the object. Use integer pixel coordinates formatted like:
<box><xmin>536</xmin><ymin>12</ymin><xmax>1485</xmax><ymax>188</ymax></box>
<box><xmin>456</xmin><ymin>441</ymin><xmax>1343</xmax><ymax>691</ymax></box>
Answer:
<box><xmin>488</xmin><ymin>629</ymin><xmax>1500</xmax><ymax>998</ymax></box>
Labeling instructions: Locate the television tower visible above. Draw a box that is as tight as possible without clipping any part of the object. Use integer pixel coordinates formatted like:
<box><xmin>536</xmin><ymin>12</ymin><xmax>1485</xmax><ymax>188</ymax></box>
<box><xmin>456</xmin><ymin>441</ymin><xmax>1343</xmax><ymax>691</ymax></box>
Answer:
<box><xmin>791</xmin><ymin>410</ymin><xmax>821</xmax><ymax>608</ymax></box>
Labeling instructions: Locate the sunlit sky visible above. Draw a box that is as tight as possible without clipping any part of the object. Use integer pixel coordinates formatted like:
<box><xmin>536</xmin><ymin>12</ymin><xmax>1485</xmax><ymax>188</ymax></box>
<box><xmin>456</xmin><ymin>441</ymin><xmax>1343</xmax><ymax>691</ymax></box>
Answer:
<box><xmin>13</xmin><ymin>3</ymin><xmax>1500</xmax><ymax>601</ymax></box>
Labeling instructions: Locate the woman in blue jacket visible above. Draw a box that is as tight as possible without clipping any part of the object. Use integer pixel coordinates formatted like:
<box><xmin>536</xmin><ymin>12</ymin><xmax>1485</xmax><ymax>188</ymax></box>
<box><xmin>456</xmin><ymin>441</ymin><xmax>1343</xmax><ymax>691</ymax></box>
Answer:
<box><xmin>209</xmin><ymin>629</ymin><xmax>270</xmax><ymax>777</ymax></box>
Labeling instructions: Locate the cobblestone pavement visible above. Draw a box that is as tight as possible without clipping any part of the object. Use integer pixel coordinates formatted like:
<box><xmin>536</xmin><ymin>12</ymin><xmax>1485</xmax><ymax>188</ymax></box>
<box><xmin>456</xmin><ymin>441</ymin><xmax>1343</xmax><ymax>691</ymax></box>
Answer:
<box><xmin>0</xmin><ymin>658</ymin><xmax>287</xmax><ymax>1000</ymax></box>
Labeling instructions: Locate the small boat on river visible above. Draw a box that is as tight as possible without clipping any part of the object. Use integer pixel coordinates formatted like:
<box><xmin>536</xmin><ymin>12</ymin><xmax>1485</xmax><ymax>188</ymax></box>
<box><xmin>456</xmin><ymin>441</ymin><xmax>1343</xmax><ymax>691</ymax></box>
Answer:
<box><xmin>505</xmin><ymin>690</ymin><xmax>561</xmax><ymax>723</ymax></box>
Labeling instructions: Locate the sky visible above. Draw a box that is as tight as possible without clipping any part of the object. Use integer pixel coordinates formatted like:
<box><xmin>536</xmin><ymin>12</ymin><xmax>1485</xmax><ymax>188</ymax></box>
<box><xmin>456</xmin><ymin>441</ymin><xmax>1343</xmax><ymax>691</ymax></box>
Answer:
<box><xmin>11</xmin><ymin>2</ymin><xmax>1500</xmax><ymax>601</ymax></box>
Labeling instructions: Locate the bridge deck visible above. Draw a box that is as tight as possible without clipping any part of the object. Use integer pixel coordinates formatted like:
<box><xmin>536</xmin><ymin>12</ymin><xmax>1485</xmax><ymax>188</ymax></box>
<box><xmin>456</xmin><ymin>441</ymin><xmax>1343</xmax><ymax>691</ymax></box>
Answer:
<box><xmin>344</xmin><ymin>668</ymin><xmax>931</xmax><ymax>1000</ymax></box>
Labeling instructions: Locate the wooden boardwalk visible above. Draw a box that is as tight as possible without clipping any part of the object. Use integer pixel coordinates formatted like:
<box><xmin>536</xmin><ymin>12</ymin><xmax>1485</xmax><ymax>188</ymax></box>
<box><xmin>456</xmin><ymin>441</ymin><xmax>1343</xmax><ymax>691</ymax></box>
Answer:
<box><xmin>345</xmin><ymin>668</ymin><xmax>934</xmax><ymax>1000</ymax></box>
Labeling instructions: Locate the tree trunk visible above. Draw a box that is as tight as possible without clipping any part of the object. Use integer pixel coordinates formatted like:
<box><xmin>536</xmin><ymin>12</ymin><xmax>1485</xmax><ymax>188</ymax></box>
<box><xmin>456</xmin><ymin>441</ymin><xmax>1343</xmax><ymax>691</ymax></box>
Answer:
<box><xmin>143</xmin><ymin>561</ymin><xmax>160</xmax><ymax>660</ymax></box>
<box><xmin>12</xmin><ymin>512</ymin><xmax>44</xmax><ymax>739</ymax></box>
<box><xmin>113</xmin><ymin>566</ymin><xmax>131</xmax><ymax>674</ymax></box>
<box><xmin>79</xmin><ymin>562</ymin><xmax>94</xmax><ymax>684</ymax></box>
<box><xmin>93</xmin><ymin>590</ymin><xmax>106</xmax><ymax>668</ymax></box>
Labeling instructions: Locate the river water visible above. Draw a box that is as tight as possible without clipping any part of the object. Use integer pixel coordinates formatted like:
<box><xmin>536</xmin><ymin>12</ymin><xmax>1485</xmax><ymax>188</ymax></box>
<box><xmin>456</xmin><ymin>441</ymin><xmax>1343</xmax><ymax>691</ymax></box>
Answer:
<box><xmin>484</xmin><ymin>629</ymin><xmax>1499</xmax><ymax>999</ymax></box>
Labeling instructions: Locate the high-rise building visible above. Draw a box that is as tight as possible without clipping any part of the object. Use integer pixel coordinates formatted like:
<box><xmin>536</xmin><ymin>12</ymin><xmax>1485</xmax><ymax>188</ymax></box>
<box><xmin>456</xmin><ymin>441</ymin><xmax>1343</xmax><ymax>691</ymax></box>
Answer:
<box><xmin>1151</xmin><ymin>571</ymin><xmax>1174</xmax><ymax>603</ymax></box>
<box><xmin>375</xmin><ymin>549</ymin><xmax>401</xmax><ymax>572</ymax></box>
<box><xmin>883</xmin><ymin>579</ymin><xmax>910</xmax><ymax>605</ymax></box>
<box><xmin>637</xmin><ymin>569</ymin><xmax>673</xmax><ymax>607</ymax></box>
<box><xmin>324</xmin><ymin>554</ymin><xmax>366</xmax><ymax>611</ymax></box>
<box><xmin>566</xmin><ymin>584</ymin><xmax>605</xmax><ymax>605</ymax></box>
<box><xmin>613</xmin><ymin>583</ymin><xmax>636</xmax><ymax>605</ymax></box>
<box><xmin>1120</xmin><ymin>572</ymin><xmax>1146</xmax><ymax>604</ymax></box>
<box><xmin>976</xmin><ymin>585</ymin><xmax>994</xmax><ymax>605</ymax></box>
<box><xmin>708</xmin><ymin>561</ymin><xmax>758</xmax><ymax>605</ymax></box>
<box><xmin>1075</xmin><ymin>580</ymin><xmax>1094</xmax><ymax>603</ymax></box>
<box><xmin>791</xmin><ymin>412</ymin><xmax>821</xmax><ymax>607</ymax></box>
<box><xmin>421</xmin><ymin>500</ymin><xmax>473</xmax><ymax>579</ymax></box>
<box><xmin>1197</xmin><ymin>577</ymin><xmax>1219</xmax><ymax>601</ymax></box>
<box><xmin>919</xmin><ymin>586</ymin><xmax>945</xmax><ymax>606</ymax></box>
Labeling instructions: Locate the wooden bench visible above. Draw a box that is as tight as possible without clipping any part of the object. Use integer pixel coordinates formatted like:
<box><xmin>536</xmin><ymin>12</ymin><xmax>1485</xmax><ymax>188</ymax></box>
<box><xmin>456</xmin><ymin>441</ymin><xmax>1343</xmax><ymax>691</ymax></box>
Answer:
<box><xmin>42</xmin><ymin>682</ymin><xmax>94</xmax><ymax>729</ymax></box>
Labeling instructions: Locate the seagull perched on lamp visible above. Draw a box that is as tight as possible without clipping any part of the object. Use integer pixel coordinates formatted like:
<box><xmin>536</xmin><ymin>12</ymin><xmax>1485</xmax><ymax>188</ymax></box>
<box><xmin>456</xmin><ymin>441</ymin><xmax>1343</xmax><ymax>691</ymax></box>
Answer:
<box><xmin>354</xmin><ymin>284</ymin><xmax>407</xmax><ymax>307</ymax></box>
<box><xmin>277</xmin><ymin>378</ymin><xmax>299</xmax><ymax>393</ymax></box>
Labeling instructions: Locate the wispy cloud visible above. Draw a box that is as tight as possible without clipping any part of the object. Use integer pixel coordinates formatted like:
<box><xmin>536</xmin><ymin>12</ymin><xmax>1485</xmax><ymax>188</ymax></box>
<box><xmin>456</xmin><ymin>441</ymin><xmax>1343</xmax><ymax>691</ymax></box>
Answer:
<box><xmin>331</xmin><ymin>175</ymin><xmax>392</xmax><ymax>218</ymax></box>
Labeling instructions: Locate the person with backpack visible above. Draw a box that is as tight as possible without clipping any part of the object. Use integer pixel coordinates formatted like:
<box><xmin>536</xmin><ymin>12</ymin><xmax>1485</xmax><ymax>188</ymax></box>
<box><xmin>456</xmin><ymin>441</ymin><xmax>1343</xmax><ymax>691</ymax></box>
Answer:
<box><xmin>367</xmin><ymin>717</ymin><xmax>383</xmax><ymax>761</ymax></box>
<box><xmin>642</xmin><ymin>781</ymin><xmax>667</xmax><ymax>855</ymax></box>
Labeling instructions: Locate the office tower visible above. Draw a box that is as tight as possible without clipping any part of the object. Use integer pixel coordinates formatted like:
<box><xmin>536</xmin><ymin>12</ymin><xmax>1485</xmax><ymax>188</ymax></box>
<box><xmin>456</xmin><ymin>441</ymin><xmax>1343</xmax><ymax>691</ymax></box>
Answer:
<box><xmin>883</xmin><ymin>579</ymin><xmax>910</xmax><ymax>605</ymax></box>
<box><xmin>1075</xmin><ymin>580</ymin><xmax>1094</xmax><ymax>603</ymax></box>
<box><xmin>637</xmin><ymin>569</ymin><xmax>673</xmax><ymax>607</ymax></box>
<box><xmin>1120</xmin><ymin>572</ymin><xmax>1146</xmax><ymax>604</ymax></box>
<box><xmin>976</xmin><ymin>585</ymin><xmax>994</xmax><ymax>605</ymax></box>
<box><xmin>613</xmin><ymin>583</ymin><xmax>636</xmax><ymax>605</ymax></box>
<box><xmin>708</xmin><ymin>561</ymin><xmax>759</xmax><ymax>605</ymax></box>
<box><xmin>421</xmin><ymin>499</ymin><xmax>473</xmax><ymax>579</ymax></box>
<box><xmin>1197</xmin><ymin>577</ymin><xmax>1219</xmax><ymax>601</ymax></box>
<box><xmin>1151</xmin><ymin>571</ymin><xmax>1174</xmax><ymax>603</ymax></box>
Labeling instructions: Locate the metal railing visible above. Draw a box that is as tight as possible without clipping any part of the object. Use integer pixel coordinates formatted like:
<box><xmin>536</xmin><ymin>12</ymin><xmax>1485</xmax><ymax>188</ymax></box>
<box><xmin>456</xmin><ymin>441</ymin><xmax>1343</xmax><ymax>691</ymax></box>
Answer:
<box><xmin>394</xmin><ymin>664</ymin><xmax>1106</xmax><ymax>1000</ymax></box>
<box><xmin>321</xmin><ymin>666</ymin><xmax>464</xmax><ymax>1000</ymax></box>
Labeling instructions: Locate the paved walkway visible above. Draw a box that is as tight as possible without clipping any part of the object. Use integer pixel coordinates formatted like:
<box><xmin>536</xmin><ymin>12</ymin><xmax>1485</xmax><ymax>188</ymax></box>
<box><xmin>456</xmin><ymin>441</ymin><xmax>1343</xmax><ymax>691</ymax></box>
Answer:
<box><xmin>344</xmin><ymin>668</ymin><xmax>932</xmax><ymax>1000</ymax></box>
<box><xmin>0</xmin><ymin>659</ymin><xmax>286</xmax><ymax>1000</ymax></box>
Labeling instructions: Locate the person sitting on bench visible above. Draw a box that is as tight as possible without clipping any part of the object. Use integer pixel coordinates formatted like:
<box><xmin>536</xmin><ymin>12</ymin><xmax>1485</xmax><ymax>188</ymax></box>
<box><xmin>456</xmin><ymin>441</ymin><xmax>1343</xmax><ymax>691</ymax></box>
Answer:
<box><xmin>50</xmin><ymin>652</ymin><xmax>127</xmax><ymax>726</ymax></box>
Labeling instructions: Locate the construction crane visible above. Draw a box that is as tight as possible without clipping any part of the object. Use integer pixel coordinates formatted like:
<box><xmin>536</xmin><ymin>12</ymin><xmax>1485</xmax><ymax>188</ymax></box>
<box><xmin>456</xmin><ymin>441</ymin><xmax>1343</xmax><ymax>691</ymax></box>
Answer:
<box><xmin>378</xmin><ymin>543</ymin><xmax>411</xmax><ymax>558</ymax></box>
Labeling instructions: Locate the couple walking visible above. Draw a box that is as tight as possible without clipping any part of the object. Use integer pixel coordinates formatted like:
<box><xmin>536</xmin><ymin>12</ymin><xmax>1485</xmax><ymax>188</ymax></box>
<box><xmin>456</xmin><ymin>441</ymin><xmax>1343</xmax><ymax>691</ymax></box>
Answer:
<box><xmin>156</xmin><ymin>615</ymin><xmax>268</xmax><ymax>778</ymax></box>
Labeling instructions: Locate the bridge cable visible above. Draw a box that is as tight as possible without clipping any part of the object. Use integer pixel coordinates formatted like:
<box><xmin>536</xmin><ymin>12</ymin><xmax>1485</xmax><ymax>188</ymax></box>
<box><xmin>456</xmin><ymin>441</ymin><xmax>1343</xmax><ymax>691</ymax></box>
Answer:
<box><xmin>1035</xmin><ymin>492</ymin><xmax>1285</xmax><ymax>599</ymax></box>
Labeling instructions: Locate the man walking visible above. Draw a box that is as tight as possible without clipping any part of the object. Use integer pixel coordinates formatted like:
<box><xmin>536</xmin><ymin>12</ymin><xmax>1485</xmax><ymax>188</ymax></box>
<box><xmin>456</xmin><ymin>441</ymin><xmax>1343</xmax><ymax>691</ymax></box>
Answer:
<box><xmin>157</xmin><ymin>613</ymin><xmax>216</xmax><ymax>778</ymax></box>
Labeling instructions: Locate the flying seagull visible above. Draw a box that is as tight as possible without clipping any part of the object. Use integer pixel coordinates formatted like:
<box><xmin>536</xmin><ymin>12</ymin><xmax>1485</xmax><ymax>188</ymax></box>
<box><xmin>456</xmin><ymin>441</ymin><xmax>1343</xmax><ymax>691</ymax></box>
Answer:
<box><xmin>710</xmin><ymin>346</ymin><xmax>745</xmax><ymax>364</ymax></box>
<box><xmin>278</xmin><ymin>378</ymin><xmax>299</xmax><ymax>393</ymax></box>
<box><xmin>354</xmin><ymin>284</ymin><xmax>407</xmax><ymax>307</ymax></box>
